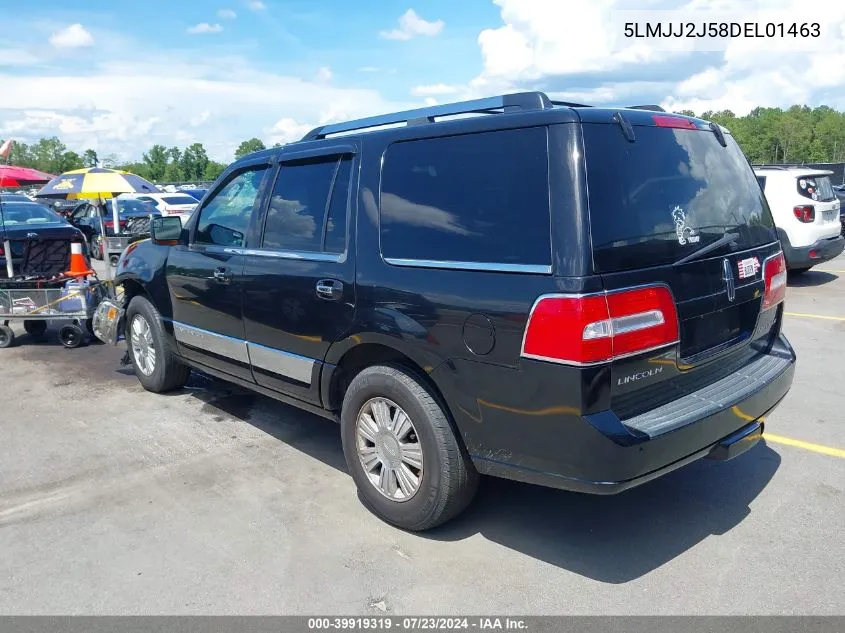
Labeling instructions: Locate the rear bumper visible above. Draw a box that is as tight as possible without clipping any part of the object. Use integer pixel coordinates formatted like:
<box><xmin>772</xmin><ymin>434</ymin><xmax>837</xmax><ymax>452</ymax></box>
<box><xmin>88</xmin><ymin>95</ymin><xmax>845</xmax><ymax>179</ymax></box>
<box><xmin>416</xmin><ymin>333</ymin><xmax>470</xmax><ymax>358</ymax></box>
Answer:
<box><xmin>446</xmin><ymin>335</ymin><xmax>796</xmax><ymax>495</ymax></box>
<box><xmin>782</xmin><ymin>233</ymin><xmax>844</xmax><ymax>269</ymax></box>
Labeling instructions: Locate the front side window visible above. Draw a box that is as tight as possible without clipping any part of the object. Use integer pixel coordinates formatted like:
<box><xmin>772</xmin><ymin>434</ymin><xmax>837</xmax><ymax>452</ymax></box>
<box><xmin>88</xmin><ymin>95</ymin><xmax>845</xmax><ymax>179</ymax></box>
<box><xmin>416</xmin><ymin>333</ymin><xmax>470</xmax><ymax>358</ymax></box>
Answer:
<box><xmin>379</xmin><ymin>127</ymin><xmax>551</xmax><ymax>266</ymax></box>
<box><xmin>195</xmin><ymin>167</ymin><xmax>268</xmax><ymax>247</ymax></box>
<box><xmin>261</xmin><ymin>154</ymin><xmax>351</xmax><ymax>253</ymax></box>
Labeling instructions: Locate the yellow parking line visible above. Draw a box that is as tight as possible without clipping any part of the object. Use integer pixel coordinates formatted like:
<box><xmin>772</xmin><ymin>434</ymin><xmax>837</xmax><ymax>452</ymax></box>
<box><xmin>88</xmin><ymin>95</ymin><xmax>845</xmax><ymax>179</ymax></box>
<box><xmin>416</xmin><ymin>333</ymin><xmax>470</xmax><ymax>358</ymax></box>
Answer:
<box><xmin>765</xmin><ymin>433</ymin><xmax>845</xmax><ymax>459</ymax></box>
<box><xmin>784</xmin><ymin>312</ymin><xmax>845</xmax><ymax>322</ymax></box>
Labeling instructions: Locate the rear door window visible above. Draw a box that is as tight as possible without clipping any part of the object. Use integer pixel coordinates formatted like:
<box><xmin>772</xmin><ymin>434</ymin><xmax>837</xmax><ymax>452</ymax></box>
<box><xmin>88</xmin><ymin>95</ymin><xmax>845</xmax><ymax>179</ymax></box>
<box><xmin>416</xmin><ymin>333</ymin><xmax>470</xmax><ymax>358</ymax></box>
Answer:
<box><xmin>797</xmin><ymin>175</ymin><xmax>835</xmax><ymax>202</ymax></box>
<box><xmin>583</xmin><ymin>123</ymin><xmax>777</xmax><ymax>273</ymax></box>
<box><xmin>379</xmin><ymin>127</ymin><xmax>551</xmax><ymax>267</ymax></box>
<box><xmin>260</xmin><ymin>154</ymin><xmax>351</xmax><ymax>253</ymax></box>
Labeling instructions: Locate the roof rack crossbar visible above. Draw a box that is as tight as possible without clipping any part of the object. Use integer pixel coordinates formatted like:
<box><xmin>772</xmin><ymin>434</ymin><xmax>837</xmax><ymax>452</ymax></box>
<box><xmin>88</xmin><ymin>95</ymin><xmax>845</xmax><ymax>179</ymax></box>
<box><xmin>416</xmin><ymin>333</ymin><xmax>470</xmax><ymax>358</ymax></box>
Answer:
<box><xmin>300</xmin><ymin>91</ymin><xmax>554</xmax><ymax>141</ymax></box>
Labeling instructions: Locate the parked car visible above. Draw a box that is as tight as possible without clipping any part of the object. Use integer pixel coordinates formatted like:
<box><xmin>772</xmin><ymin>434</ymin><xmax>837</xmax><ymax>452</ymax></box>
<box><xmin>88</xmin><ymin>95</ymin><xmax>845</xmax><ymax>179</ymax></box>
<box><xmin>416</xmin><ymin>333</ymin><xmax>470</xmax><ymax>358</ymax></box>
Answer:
<box><xmin>49</xmin><ymin>199</ymin><xmax>86</xmax><ymax>218</ymax></box>
<box><xmin>0</xmin><ymin>193</ymin><xmax>34</xmax><ymax>204</ymax></box>
<box><xmin>118</xmin><ymin>193</ymin><xmax>198</xmax><ymax>223</ymax></box>
<box><xmin>0</xmin><ymin>201</ymin><xmax>86</xmax><ymax>275</ymax></box>
<box><xmin>833</xmin><ymin>185</ymin><xmax>845</xmax><ymax>235</ymax></box>
<box><xmin>68</xmin><ymin>199</ymin><xmax>159</xmax><ymax>259</ymax></box>
<box><xmin>95</xmin><ymin>92</ymin><xmax>796</xmax><ymax>531</ymax></box>
<box><xmin>178</xmin><ymin>188</ymin><xmax>208</xmax><ymax>202</ymax></box>
<box><xmin>754</xmin><ymin>167</ymin><xmax>843</xmax><ymax>272</ymax></box>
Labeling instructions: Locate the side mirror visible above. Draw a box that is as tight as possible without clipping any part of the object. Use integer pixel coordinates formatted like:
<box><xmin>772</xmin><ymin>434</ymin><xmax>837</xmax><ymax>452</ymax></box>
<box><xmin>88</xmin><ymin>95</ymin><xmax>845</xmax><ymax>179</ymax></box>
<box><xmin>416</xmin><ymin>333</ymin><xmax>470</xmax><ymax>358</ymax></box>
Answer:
<box><xmin>150</xmin><ymin>216</ymin><xmax>185</xmax><ymax>245</ymax></box>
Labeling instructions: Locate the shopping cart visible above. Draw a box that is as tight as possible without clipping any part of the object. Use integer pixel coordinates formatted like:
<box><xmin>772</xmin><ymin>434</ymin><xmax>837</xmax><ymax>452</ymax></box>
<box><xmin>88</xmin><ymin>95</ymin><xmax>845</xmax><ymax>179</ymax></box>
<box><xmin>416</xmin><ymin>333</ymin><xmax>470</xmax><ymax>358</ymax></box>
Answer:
<box><xmin>0</xmin><ymin>237</ymin><xmax>106</xmax><ymax>349</ymax></box>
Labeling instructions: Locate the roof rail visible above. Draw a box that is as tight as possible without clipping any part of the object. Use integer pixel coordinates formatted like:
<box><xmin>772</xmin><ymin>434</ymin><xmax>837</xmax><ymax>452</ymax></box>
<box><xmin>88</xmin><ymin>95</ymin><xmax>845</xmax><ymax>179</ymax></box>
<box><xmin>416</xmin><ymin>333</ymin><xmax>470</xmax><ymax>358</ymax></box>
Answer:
<box><xmin>300</xmin><ymin>91</ymin><xmax>554</xmax><ymax>141</ymax></box>
<box><xmin>550</xmin><ymin>99</ymin><xmax>592</xmax><ymax>108</ymax></box>
<box><xmin>626</xmin><ymin>104</ymin><xmax>666</xmax><ymax>112</ymax></box>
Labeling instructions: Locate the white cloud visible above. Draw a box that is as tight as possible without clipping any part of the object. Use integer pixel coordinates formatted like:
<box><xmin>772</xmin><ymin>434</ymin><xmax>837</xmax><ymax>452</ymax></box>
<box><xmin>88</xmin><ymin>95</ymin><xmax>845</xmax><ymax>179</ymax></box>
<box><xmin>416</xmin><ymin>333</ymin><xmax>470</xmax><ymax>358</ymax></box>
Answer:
<box><xmin>411</xmin><ymin>83</ymin><xmax>461</xmax><ymax>97</ymax></box>
<box><xmin>380</xmin><ymin>9</ymin><xmax>444</xmax><ymax>41</ymax></box>
<box><xmin>247</xmin><ymin>0</ymin><xmax>266</xmax><ymax>11</ymax></box>
<box><xmin>469</xmin><ymin>0</ymin><xmax>845</xmax><ymax>116</ymax></box>
<box><xmin>49</xmin><ymin>23</ymin><xmax>94</xmax><ymax>49</ymax></box>
<box><xmin>358</xmin><ymin>66</ymin><xmax>380</xmax><ymax>73</ymax></box>
<box><xmin>218</xmin><ymin>9</ymin><xmax>237</xmax><ymax>19</ymax></box>
<box><xmin>315</xmin><ymin>66</ymin><xmax>332</xmax><ymax>83</ymax></box>
<box><xmin>187</xmin><ymin>23</ymin><xmax>223</xmax><ymax>34</ymax></box>
<box><xmin>0</xmin><ymin>51</ymin><xmax>411</xmax><ymax>162</ymax></box>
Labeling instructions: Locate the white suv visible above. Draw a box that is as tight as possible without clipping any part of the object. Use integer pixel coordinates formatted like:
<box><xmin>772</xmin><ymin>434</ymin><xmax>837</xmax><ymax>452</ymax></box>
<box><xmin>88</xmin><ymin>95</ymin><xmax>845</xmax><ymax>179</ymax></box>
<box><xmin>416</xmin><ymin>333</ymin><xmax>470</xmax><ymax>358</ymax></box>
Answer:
<box><xmin>754</xmin><ymin>167</ymin><xmax>843</xmax><ymax>272</ymax></box>
<box><xmin>118</xmin><ymin>193</ymin><xmax>198</xmax><ymax>223</ymax></box>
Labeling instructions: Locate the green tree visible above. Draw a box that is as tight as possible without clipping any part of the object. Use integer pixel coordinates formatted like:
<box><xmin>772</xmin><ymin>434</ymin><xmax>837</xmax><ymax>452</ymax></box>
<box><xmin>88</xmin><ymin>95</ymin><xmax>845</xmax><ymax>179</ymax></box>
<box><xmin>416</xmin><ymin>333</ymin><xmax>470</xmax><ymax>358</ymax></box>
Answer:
<box><xmin>83</xmin><ymin>149</ymin><xmax>99</xmax><ymax>168</ymax></box>
<box><xmin>167</xmin><ymin>147</ymin><xmax>182</xmax><ymax>165</ymax></box>
<box><xmin>58</xmin><ymin>151</ymin><xmax>83</xmax><ymax>173</ymax></box>
<box><xmin>203</xmin><ymin>161</ymin><xmax>226</xmax><ymax>181</ymax></box>
<box><xmin>234</xmin><ymin>137</ymin><xmax>266</xmax><ymax>160</ymax></box>
<box><xmin>163</xmin><ymin>161</ymin><xmax>184</xmax><ymax>182</ymax></box>
<box><xmin>31</xmin><ymin>137</ymin><xmax>68</xmax><ymax>174</ymax></box>
<box><xmin>180</xmin><ymin>143</ymin><xmax>210</xmax><ymax>181</ymax></box>
<box><xmin>142</xmin><ymin>145</ymin><xmax>169</xmax><ymax>181</ymax></box>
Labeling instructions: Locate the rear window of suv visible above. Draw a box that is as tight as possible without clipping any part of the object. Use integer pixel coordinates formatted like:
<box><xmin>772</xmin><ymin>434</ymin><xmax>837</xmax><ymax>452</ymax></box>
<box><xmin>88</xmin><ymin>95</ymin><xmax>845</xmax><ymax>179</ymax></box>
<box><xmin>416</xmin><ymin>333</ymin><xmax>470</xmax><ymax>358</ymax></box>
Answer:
<box><xmin>379</xmin><ymin>127</ymin><xmax>551</xmax><ymax>268</ymax></box>
<box><xmin>583</xmin><ymin>123</ymin><xmax>777</xmax><ymax>273</ymax></box>
<box><xmin>162</xmin><ymin>195</ymin><xmax>198</xmax><ymax>205</ymax></box>
<box><xmin>797</xmin><ymin>174</ymin><xmax>835</xmax><ymax>202</ymax></box>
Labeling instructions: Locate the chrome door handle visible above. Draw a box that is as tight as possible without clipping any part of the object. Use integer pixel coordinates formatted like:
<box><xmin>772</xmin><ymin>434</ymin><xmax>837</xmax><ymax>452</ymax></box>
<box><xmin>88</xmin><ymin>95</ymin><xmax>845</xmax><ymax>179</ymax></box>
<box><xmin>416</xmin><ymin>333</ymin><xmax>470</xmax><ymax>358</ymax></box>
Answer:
<box><xmin>316</xmin><ymin>279</ymin><xmax>343</xmax><ymax>300</ymax></box>
<box><xmin>212</xmin><ymin>267</ymin><xmax>231</xmax><ymax>284</ymax></box>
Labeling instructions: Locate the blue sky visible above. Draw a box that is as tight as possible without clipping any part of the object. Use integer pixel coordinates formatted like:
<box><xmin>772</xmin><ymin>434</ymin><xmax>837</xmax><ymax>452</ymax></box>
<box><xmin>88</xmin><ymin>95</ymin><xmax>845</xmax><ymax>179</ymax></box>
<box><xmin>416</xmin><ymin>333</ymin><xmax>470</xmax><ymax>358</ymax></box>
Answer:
<box><xmin>2</xmin><ymin>0</ymin><xmax>844</xmax><ymax>161</ymax></box>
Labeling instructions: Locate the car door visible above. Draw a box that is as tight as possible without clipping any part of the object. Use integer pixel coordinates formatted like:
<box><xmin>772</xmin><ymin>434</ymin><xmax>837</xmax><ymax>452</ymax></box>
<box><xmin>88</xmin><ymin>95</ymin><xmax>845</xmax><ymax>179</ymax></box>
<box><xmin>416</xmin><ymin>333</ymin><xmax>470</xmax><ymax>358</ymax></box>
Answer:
<box><xmin>241</xmin><ymin>145</ymin><xmax>358</xmax><ymax>405</ymax></box>
<box><xmin>166</xmin><ymin>159</ymin><xmax>272</xmax><ymax>382</ymax></box>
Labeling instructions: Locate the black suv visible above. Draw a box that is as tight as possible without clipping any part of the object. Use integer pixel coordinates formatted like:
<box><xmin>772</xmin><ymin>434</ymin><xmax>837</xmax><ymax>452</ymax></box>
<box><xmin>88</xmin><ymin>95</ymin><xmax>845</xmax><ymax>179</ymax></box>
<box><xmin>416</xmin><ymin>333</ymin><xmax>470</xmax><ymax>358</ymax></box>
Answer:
<box><xmin>95</xmin><ymin>92</ymin><xmax>796</xmax><ymax>530</ymax></box>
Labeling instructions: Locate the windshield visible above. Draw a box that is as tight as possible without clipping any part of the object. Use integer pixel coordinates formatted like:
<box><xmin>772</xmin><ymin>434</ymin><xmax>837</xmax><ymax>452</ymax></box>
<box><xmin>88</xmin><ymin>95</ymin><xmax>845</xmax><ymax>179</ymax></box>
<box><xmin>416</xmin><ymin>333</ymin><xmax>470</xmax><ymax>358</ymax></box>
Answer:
<box><xmin>797</xmin><ymin>175</ymin><xmax>835</xmax><ymax>202</ymax></box>
<box><xmin>584</xmin><ymin>123</ymin><xmax>777</xmax><ymax>273</ymax></box>
<box><xmin>0</xmin><ymin>202</ymin><xmax>64</xmax><ymax>226</ymax></box>
<box><xmin>162</xmin><ymin>195</ymin><xmax>197</xmax><ymax>205</ymax></box>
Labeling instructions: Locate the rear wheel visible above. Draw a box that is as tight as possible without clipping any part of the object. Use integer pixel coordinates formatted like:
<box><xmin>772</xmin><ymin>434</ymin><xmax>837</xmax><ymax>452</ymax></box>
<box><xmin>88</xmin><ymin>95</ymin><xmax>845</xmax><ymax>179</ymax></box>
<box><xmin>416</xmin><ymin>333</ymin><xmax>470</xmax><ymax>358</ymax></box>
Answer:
<box><xmin>125</xmin><ymin>296</ymin><xmax>190</xmax><ymax>392</ymax></box>
<box><xmin>340</xmin><ymin>364</ymin><xmax>478</xmax><ymax>531</ymax></box>
<box><xmin>0</xmin><ymin>325</ymin><xmax>14</xmax><ymax>349</ymax></box>
<box><xmin>23</xmin><ymin>320</ymin><xmax>48</xmax><ymax>337</ymax></box>
<box><xmin>58</xmin><ymin>324</ymin><xmax>85</xmax><ymax>348</ymax></box>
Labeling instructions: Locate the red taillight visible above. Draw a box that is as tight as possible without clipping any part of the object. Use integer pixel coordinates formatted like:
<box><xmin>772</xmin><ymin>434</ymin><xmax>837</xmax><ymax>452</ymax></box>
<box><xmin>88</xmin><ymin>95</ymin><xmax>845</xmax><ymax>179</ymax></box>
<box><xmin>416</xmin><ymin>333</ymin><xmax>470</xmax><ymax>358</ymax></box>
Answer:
<box><xmin>762</xmin><ymin>252</ymin><xmax>787</xmax><ymax>311</ymax></box>
<box><xmin>652</xmin><ymin>115</ymin><xmax>698</xmax><ymax>130</ymax></box>
<box><xmin>521</xmin><ymin>286</ymin><xmax>679</xmax><ymax>365</ymax></box>
<box><xmin>793</xmin><ymin>205</ymin><xmax>815</xmax><ymax>222</ymax></box>
<box><xmin>0</xmin><ymin>246</ymin><xmax>4</xmax><ymax>256</ymax></box>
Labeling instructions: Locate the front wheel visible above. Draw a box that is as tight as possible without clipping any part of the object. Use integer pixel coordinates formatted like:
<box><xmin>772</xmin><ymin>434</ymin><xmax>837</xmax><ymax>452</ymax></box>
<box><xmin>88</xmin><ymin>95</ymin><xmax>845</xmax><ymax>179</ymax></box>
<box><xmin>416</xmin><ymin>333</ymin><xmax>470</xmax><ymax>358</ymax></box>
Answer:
<box><xmin>90</xmin><ymin>235</ymin><xmax>103</xmax><ymax>260</ymax></box>
<box><xmin>340</xmin><ymin>364</ymin><xmax>478</xmax><ymax>531</ymax></box>
<box><xmin>125</xmin><ymin>296</ymin><xmax>190</xmax><ymax>392</ymax></box>
<box><xmin>58</xmin><ymin>324</ymin><xmax>85</xmax><ymax>348</ymax></box>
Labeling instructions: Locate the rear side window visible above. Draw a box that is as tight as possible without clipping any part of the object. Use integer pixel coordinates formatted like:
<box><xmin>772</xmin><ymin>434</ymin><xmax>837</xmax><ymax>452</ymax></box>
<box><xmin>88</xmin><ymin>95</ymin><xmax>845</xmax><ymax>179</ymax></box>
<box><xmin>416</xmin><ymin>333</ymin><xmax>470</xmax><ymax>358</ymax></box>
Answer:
<box><xmin>261</xmin><ymin>154</ymin><xmax>351</xmax><ymax>253</ymax></box>
<box><xmin>584</xmin><ymin>124</ymin><xmax>777</xmax><ymax>273</ymax></box>
<box><xmin>379</xmin><ymin>127</ymin><xmax>551</xmax><ymax>267</ymax></box>
<box><xmin>797</xmin><ymin>175</ymin><xmax>835</xmax><ymax>202</ymax></box>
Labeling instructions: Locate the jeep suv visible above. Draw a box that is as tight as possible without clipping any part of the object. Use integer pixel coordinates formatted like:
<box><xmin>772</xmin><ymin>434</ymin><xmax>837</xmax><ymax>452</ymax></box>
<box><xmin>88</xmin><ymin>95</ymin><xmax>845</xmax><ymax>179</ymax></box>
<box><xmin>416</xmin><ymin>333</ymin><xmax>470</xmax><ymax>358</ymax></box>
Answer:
<box><xmin>753</xmin><ymin>166</ymin><xmax>843</xmax><ymax>272</ymax></box>
<box><xmin>94</xmin><ymin>92</ymin><xmax>796</xmax><ymax>531</ymax></box>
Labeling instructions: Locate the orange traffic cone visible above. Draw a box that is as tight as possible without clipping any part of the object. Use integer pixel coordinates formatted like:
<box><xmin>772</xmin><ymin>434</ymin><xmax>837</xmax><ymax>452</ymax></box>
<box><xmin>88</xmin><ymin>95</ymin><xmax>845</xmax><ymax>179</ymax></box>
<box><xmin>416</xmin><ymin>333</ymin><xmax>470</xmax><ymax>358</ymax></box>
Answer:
<box><xmin>67</xmin><ymin>240</ymin><xmax>94</xmax><ymax>278</ymax></box>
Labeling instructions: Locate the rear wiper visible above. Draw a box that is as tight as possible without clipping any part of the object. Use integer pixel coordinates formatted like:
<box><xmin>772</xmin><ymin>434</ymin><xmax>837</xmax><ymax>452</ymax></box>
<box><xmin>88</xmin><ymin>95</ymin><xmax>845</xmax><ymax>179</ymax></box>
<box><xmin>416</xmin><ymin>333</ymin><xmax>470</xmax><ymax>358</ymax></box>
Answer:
<box><xmin>673</xmin><ymin>232</ymin><xmax>739</xmax><ymax>266</ymax></box>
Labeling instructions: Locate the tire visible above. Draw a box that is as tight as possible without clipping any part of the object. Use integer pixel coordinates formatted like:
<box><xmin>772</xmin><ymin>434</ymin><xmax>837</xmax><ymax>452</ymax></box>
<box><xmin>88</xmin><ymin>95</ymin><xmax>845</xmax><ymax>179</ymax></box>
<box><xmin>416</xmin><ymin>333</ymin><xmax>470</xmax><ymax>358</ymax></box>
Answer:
<box><xmin>90</xmin><ymin>235</ymin><xmax>103</xmax><ymax>260</ymax></box>
<box><xmin>0</xmin><ymin>325</ymin><xmax>14</xmax><ymax>349</ymax></box>
<box><xmin>125</xmin><ymin>295</ymin><xmax>190</xmax><ymax>393</ymax></box>
<box><xmin>23</xmin><ymin>320</ymin><xmax>48</xmax><ymax>337</ymax></box>
<box><xmin>58</xmin><ymin>324</ymin><xmax>85</xmax><ymax>349</ymax></box>
<box><xmin>340</xmin><ymin>364</ymin><xmax>478</xmax><ymax>531</ymax></box>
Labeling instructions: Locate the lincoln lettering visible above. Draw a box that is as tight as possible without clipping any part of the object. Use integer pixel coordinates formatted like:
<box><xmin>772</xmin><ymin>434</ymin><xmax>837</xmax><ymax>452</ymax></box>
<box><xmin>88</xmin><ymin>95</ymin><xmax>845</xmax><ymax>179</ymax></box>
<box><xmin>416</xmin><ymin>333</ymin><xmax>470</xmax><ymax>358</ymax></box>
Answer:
<box><xmin>617</xmin><ymin>366</ymin><xmax>664</xmax><ymax>386</ymax></box>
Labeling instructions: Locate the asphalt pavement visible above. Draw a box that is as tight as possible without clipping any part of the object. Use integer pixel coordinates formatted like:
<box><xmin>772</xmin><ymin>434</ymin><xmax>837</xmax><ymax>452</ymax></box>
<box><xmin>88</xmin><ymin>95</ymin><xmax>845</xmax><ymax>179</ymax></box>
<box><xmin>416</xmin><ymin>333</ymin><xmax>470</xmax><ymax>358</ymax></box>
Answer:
<box><xmin>0</xmin><ymin>257</ymin><xmax>843</xmax><ymax>615</ymax></box>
